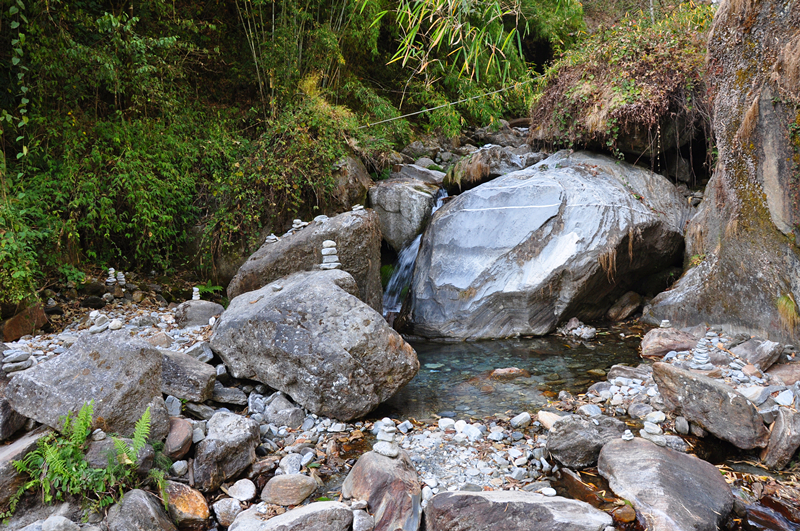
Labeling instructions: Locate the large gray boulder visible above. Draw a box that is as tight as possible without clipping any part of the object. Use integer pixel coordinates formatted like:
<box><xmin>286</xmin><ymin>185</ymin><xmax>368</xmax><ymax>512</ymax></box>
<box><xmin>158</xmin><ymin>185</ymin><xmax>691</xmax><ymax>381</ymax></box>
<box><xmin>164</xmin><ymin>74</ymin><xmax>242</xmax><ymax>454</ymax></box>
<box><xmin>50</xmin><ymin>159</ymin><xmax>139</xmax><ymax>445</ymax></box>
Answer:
<box><xmin>424</xmin><ymin>491</ymin><xmax>612</xmax><ymax>531</ymax></box>
<box><xmin>598</xmin><ymin>438</ymin><xmax>735</xmax><ymax>531</ymax></box>
<box><xmin>229</xmin><ymin>501</ymin><xmax>353</xmax><ymax>531</ymax></box>
<box><xmin>407</xmin><ymin>151</ymin><xmax>690</xmax><ymax>340</ymax></box>
<box><xmin>546</xmin><ymin>414</ymin><xmax>627</xmax><ymax>468</ymax></box>
<box><xmin>761</xmin><ymin>407</ymin><xmax>800</xmax><ymax>470</ymax></box>
<box><xmin>368</xmin><ymin>177</ymin><xmax>438</xmax><ymax>252</ymax></box>
<box><xmin>653</xmin><ymin>362</ymin><xmax>769</xmax><ymax>449</ymax></box>
<box><xmin>6</xmin><ymin>334</ymin><xmax>161</xmax><ymax>435</ymax></box>
<box><xmin>730</xmin><ymin>338</ymin><xmax>783</xmax><ymax>372</ymax></box>
<box><xmin>193</xmin><ymin>412</ymin><xmax>260</xmax><ymax>492</ymax></box>
<box><xmin>342</xmin><ymin>450</ymin><xmax>421</xmax><ymax>531</ymax></box>
<box><xmin>211</xmin><ymin>270</ymin><xmax>418</xmax><ymax>421</ymax></box>
<box><xmin>226</xmin><ymin>210</ymin><xmax>383</xmax><ymax>313</ymax></box>
<box><xmin>107</xmin><ymin>489</ymin><xmax>177</xmax><ymax>531</ymax></box>
<box><xmin>642</xmin><ymin>0</ymin><xmax>800</xmax><ymax>342</ymax></box>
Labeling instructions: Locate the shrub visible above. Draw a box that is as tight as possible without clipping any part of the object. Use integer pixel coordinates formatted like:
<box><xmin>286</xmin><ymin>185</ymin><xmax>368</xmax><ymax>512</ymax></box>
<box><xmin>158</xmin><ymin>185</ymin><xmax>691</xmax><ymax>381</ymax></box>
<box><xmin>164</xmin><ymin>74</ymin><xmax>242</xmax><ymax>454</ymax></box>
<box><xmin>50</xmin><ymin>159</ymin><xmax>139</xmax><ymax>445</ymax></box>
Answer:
<box><xmin>1</xmin><ymin>401</ymin><xmax>168</xmax><ymax>519</ymax></box>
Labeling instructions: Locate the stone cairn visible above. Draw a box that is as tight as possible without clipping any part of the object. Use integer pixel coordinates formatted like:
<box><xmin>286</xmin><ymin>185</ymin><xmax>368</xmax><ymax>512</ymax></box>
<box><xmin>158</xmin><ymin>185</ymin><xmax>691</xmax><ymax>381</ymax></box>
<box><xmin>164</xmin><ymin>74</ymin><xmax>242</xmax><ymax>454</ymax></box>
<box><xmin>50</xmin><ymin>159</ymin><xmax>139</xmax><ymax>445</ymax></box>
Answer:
<box><xmin>116</xmin><ymin>270</ymin><xmax>126</xmax><ymax>286</ymax></box>
<box><xmin>265</xmin><ymin>233</ymin><xmax>279</xmax><ymax>244</ymax></box>
<box><xmin>192</xmin><ymin>287</ymin><xmax>201</xmax><ymax>301</ymax></box>
<box><xmin>106</xmin><ymin>268</ymin><xmax>117</xmax><ymax>285</ymax></box>
<box><xmin>690</xmin><ymin>338</ymin><xmax>713</xmax><ymax>370</ymax></box>
<box><xmin>2</xmin><ymin>348</ymin><xmax>34</xmax><ymax>374</ymax></box>
<box><xmin>320</xmin><ymin>240</ymin><xmax>341</xmax><ymax>270</ymax></box>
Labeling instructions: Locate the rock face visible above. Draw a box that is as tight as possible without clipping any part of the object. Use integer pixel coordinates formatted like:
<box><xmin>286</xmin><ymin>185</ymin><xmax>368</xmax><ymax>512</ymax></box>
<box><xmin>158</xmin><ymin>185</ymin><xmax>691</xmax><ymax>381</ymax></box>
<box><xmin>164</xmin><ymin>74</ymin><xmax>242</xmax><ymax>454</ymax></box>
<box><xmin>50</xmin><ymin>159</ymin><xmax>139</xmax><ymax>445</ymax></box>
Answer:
<box><xmin>226</xmin><ymin>210</ymin><xmax>383</xmax><ymax>313</ymax></box>
<box><xmin>606</xmin><ymin>291</ymin><xmax>642</xmax><ymax>322</ymax></box>
<box><xmin>107</xmin><ymin>489</ymin><xmax>177</xmax><ymax>531</ymax></box>
<box><xmin>229</xmin><ymin>502</ymin><xmax>353</xmax><ymax>531</ymax></box>
<box><xmin>598</xmin><ymin>438</ymin><xmax>735</xmax><ymax>531</ymax></box>
<box><xmin>407</xmin><ymin>151</ymin><xmax>689</xmax><ymax>339</ymax></box>
<box><xmin>174</xmin><ymin>300</ymin><xmax>224</xmax><ymax>329</ymax></box>
<box><xmin>192</xmin><ymin>412</ymin><xmax>260</xmax><ymax>492</ymax></box>
<box><xmin>342</xmin><ymin>450</ymin><xmax>421</xmax><ymax>531</ymax></box>
<box><xmin>545</xmin><ymin>414</ymin><xmax>627</xmax><ymax>468</ymax></box>
<box><xmin>6</xmin><ymin>334</ymin><xmax>161</xmax><ymax>435</ymax></box>
<box><xmin>640</xmin><ymin>328</ymin><xmax>698</xmax><ymax>358</ymax></box>
<box><xmin>653</xmin><ymin>362</ymin><xmax>769</xmax><ymax>449</ymax></box>
<box><xmin>643</xmin><ymin>0</ymin><xmax>800</xmax><ymax>342</ymax></box>
<box><xmin>330</xmin><ymin>155</ymin><xmax>373</xmax><ymax>211</ymax></box>
<box><xmin>368</xmin><ymin>177</ymin><xmax>438</xmax><ymax>252</ymax></box>
<box><xmin>424</xmin><ymin>491</ymin><xmax>613</xmax><ymax>531</ymax></box>
<box><xmin>211</xmin><ymin>270</ymin><xmax>418</xmax><ymax>420</ymax></box>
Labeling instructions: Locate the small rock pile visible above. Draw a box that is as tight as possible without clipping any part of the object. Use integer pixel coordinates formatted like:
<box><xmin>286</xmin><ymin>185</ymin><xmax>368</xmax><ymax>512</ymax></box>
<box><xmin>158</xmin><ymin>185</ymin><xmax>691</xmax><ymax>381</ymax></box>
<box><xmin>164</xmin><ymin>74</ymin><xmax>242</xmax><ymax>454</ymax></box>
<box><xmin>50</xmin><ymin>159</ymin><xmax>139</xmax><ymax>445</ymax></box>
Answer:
<box><xmin>320</xmin><ymin>240</ymin><xmax>341</xmax><ymax>270</ymax></box>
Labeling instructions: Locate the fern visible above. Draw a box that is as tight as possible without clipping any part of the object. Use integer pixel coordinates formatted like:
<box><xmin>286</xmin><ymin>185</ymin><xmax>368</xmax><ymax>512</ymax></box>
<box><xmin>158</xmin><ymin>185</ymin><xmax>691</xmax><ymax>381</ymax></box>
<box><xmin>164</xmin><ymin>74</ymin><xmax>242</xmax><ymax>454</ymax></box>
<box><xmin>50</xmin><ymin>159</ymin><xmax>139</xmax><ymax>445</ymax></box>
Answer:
<box><xmin>149</xmin><ymin>469</ymin><xmax>169</xmax><ymax>511</ymax></box>
<box><xmin>132</xmin><ymin>407</ymin><xmax>151</xmax><ymax>454</ymax></box>
<box><xmin>3</xmin><ymin>402</ymin><xmax>159</xmax><ymax>521</ymax></box>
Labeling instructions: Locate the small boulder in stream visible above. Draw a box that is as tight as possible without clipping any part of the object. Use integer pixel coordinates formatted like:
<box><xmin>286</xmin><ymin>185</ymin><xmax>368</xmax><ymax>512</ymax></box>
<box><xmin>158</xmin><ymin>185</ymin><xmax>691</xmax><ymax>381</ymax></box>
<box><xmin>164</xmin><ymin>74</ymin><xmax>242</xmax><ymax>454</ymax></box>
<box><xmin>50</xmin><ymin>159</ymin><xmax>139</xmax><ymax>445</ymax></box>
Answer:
<box><xmin>192</xmin><ymin>412</ymin><xmax>260</xmax><ymax>492</ymax></box>
<box><xmin>598</xmin><ymin>438</ymin><xmax>735</xmax><ymax>531</ymax></box>
<box><xmin>545</xmin><ymin>414</ymin><xmax>627</xmax><ymax>468</ymax></box>
<box><xmin>210</xmin><ymin>270</ymin><xmax>419</xmax><ymax>421</ymax></box>
<box><xmin>406</xmin><ymin>150</ymin><xmax>689</xmax><ymax>340</ymax></box>
<box><xmin>424</xmin><ymin>491</ymin><xmax>613</xmax><ymax>531</ymax></box>
<box><xmin>229</xmin><ymin>501</ymin><xmax>353</xmax><ymax>531</ymax></box>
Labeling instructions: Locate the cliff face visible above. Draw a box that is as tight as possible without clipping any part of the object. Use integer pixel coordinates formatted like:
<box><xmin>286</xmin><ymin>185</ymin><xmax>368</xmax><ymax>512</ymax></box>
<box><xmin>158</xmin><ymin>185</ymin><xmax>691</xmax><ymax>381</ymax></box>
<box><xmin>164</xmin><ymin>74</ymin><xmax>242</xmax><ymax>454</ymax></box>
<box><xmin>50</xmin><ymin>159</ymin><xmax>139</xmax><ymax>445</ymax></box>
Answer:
<box><xmin>644</xmin><ymin>0</ymin><xmax>800</xmax><ymax>341</ymax></box>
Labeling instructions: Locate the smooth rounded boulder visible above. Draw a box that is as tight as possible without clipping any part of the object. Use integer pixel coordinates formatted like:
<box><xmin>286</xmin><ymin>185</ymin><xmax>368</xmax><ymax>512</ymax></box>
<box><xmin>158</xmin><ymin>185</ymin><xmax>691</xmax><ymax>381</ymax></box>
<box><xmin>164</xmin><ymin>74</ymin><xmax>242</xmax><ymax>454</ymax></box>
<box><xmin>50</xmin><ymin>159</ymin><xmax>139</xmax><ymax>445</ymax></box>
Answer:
<box><xmin>598</xmin><ymin>438</ymin><xmax>735</xmax><ymax>531</ymax></box>
<box><xmin>368</xmin><ymin>177</ymin><xmax>438</xmax><ymax>253</ymax></box>
<box><xmin>407</xmin><ymin>150</ymin><xmax>689</xmax><ymax>340</ymax></box>
<box><xmin>210</xmin><ymin>270</ymin><xmax>419</xmax><ymax>421</ymax></box>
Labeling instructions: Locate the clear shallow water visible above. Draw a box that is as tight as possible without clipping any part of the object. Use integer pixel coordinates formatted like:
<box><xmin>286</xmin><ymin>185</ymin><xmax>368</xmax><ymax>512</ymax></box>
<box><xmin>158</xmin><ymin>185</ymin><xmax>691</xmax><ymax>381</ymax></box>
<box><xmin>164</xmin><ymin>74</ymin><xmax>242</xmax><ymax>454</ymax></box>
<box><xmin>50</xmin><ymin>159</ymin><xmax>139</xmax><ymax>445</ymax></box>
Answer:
<box><xmin>374</xmin><ymin>333</ymin><xmax>645</xmax><ymax>420</ymax></box>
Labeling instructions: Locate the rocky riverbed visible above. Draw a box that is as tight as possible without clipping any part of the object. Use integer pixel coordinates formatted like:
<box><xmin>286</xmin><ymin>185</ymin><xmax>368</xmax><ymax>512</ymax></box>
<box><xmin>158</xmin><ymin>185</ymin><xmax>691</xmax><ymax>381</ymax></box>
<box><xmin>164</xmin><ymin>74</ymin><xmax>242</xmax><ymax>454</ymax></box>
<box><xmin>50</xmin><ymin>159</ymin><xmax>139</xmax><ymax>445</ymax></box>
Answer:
<box><xmin>2</xmin><ymin>282</ymin><xmax>800</xmax><ymax>531</ymax></box>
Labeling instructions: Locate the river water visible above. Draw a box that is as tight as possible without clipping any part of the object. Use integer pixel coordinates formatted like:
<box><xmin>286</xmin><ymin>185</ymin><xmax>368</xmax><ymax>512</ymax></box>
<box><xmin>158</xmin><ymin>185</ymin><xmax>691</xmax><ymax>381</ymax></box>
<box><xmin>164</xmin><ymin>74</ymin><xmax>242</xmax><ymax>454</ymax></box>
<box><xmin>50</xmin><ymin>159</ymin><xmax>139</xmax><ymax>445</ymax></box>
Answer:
<box><xmin>374</xmin><ymin>331</ymin><xmax>645</xmax><ymax>420</ymax></box>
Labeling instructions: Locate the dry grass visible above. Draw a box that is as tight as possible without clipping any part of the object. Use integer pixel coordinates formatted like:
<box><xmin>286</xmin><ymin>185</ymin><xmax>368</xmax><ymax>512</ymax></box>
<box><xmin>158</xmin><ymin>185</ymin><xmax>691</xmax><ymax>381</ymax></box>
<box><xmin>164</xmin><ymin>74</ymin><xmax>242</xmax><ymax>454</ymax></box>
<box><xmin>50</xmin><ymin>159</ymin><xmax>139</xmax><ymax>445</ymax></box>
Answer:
<box><xmin>736</xmin><ymin>93</ymin><xmax>760</xmax><ymax>143</ymax></box>
<box><xmin>777</xmin><ymin>293</ymin><xmax>799</xmax><ymax>334</ymax></box>
<box><xmin>599</xmin><ymin>247</ymin><xmax>618</xmax><ymax>283</ymax></box>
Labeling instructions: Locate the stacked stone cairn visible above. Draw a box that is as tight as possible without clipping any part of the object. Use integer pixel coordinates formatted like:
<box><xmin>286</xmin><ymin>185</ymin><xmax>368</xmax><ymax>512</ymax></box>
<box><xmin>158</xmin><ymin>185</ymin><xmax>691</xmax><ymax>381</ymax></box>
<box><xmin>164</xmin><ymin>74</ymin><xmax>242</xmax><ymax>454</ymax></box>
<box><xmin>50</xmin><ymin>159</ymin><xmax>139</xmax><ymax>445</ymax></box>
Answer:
<box><xmin>2</xmin><ymin>347</ymin><xmax>34</xmax><ymax>374</ymax></box>
<box><xmin>320</xmin><ymin>240</ymin><xmax>341</xmax><ymax>270</ymax></box>
<box><xmin>372</xmin><ymin>417</ymin><xmax>402</xmax><ymax>458</ymax></box>
<box><xmin>105</xmin><ymin>268</ymin><xmax>117</xmax><ymax>285</ymax></box>
<box><xmin>116</xmin><ymin>270</ymin><xmax>126</xmax><ymax>286</ymax></box>
<box><xmin>690</xmin><ymin>338</ymin><xmax>713</xmax><ymax>370</ymax></box>
<box><xmin>264</xmin><ymin>233</ymin><xmax>279</xmax><ymax>244</ymax></box>
<box><xmin>192</xmin><ymin>287</ymin><xmax>201</xmax><ymax>301</ymax></box>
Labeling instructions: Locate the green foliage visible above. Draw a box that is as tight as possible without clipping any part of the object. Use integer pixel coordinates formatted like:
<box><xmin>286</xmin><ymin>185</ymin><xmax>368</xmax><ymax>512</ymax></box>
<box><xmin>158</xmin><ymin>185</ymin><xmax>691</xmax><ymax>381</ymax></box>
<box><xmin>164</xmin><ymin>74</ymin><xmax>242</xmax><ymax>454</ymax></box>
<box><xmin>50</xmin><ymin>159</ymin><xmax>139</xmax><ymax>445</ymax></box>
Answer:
<box><xmin>380</xmin><ymin>264</ymin><xmax>395</xmax><ymax>288</ymax></box>
<box><xmin>197</xmin><ymin>280</ymin><xmax>224</xmax><ymax>298</ymax></box>
<box><xmin>204</xmin><ymin>82</ymin><xmax>387</xmax><ymax>258</ymax></box>
<box><xmin>530</xmin><ymin>2</ymin><xmax>715</xmax><ymax>157</ymax></box>
<box><xmin>1</xmin><ymin>402</ymin><xmax>165</xmax><ymax>519</ymax></box>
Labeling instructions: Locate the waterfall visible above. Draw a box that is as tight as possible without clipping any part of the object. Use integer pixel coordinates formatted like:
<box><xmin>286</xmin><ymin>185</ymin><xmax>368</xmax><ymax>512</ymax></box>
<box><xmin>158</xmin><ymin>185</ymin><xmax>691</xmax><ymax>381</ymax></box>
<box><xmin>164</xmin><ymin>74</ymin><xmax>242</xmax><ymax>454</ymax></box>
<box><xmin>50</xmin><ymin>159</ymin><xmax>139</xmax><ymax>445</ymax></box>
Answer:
<box><xmin>383</xmin><ymin>188</ymin><xmax>448</xmax><ymax>317</ymax></box>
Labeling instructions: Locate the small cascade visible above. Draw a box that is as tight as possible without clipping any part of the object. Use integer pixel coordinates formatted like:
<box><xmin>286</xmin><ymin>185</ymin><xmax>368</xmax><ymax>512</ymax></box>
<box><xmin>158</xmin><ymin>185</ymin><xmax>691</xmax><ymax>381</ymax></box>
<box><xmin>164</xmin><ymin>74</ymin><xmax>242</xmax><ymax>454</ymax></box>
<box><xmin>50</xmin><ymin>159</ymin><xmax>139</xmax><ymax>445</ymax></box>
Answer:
<box><xmin>383</xmin><ymin>188</ymin><xmax>448</xmax><ymax>317</ymax></box>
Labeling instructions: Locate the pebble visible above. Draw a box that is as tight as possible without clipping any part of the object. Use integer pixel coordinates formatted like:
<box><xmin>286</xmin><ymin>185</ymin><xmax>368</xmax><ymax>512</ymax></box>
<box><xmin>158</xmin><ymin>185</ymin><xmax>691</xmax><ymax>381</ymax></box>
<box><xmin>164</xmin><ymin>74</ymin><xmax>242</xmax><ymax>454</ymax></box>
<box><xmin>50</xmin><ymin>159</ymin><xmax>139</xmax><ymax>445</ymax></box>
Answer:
<box><xmin>109</xmin><ymin>319</ymin><xmax>123</xmax><ymax>330</ymax></box>
<box><xmin>510</xmin><ymin>412</ymin><xmax>532</xmax><ymax>428</ymax></box>
<box><xmin>541</xmin><ymin>487</ymin><xmax>557</xmax><ymax>497</ymax></box>
<box><xmin>644</xmin><ymin>411</ymin><xmax>666</xmax><ymax>424</ymax></box>
<box><xmin>170</xmin><ymin>460</ymin><xmax>189</xmax><ymax>476</ymax></box>
<box><xmin>774</xmin><ymin>389</ymin><xmax>795</xmax><ymax>406</ymax></box>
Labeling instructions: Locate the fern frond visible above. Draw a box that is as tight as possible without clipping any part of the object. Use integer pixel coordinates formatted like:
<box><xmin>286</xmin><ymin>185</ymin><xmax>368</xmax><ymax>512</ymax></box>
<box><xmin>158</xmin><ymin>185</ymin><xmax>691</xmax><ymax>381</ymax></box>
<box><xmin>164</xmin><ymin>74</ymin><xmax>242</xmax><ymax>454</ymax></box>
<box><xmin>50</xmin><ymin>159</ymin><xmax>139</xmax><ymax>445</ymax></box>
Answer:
<box><xmin>113</xmin><ymin>437</ymin><xmax>134</xmax><ymax>466</ymax></box>
<box><xmin>71</xmin><ymin>401</ymin><xmax>94</xmax><ymax>446</ymax></box>
<box><xmin>132</xmin><ymin>407</ymin><xmax>151</xmax><ymax>454</ymax></box>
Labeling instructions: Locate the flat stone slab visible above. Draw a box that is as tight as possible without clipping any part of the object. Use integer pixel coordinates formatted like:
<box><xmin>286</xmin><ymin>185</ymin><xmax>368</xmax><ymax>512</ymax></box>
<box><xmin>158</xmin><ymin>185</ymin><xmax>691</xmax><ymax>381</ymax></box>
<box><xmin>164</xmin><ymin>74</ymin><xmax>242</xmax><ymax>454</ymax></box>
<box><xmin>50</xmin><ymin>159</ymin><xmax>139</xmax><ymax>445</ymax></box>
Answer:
<box><xmin>598</xmin><ymin>438</ymin><xmax>735</xmax><ymax>531</ymax></box>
